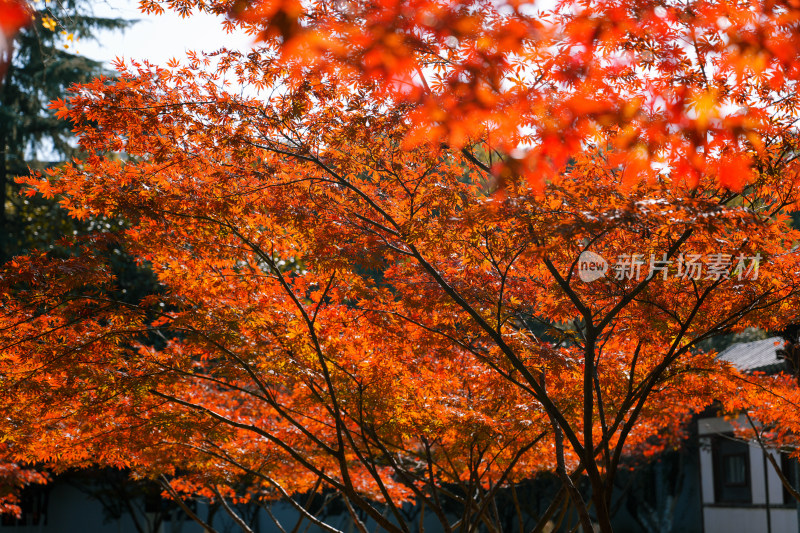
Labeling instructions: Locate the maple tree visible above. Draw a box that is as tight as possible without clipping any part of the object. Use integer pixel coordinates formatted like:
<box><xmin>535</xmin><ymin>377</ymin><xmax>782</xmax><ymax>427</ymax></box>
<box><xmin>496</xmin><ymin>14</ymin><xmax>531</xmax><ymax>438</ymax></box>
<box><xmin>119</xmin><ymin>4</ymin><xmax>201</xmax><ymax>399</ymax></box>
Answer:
<box><xmin>4</xmin><ymin>0</ymin><xmax>800</xmax><ymax>531</ymax></box>
<box><xmin>0</xmin><ymin>0</ymin><xmax>134</xmax><ymax>518</ymax></box>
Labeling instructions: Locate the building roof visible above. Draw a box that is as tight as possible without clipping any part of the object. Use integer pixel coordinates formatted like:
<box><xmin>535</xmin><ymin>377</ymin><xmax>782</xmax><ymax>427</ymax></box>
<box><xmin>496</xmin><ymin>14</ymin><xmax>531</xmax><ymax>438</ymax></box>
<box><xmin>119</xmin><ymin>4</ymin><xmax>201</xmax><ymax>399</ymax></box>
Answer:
<box><xmin>716</xmin><ymin>336</ymin><xmax>788</xmax><ymax>374</ymax></box>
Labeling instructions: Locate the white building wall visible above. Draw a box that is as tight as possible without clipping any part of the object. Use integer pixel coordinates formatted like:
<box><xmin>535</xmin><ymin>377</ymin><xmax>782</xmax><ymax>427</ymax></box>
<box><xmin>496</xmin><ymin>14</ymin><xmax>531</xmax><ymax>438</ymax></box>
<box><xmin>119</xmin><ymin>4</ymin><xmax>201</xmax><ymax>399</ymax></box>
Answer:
<box><xmin>772</xmin><ymin>509</ymin><xmax>800</xmax><ymax>533</ymax></box>
<box><xmin>752</xmin><ymin>442</ymin><xmax>768</xmax><ymax>505</ymax></box>
<box><xmin>769</xmin><ymin>449</ymin><xmax>788</xmax><ymax>502</ymax></box>
<box><xmin>704</xmin><ymin>507</ymin><xmax>769</xmax><ymax>532</ymax></box>
<box><xmin>699</xmin><ymin>436</ymin><xmax>715</xmax><ymax>504</ymax></box>
<box><xmin>699</xmin><ymin>415</ymin><xmax>800</xmax><ymax>533</ymax></box>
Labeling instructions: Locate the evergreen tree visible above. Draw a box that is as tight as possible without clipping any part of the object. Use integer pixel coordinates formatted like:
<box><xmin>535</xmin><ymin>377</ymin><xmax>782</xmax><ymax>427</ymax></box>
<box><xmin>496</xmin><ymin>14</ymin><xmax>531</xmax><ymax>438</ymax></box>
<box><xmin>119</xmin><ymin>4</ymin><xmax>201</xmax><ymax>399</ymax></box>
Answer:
<box><xmin>0</xmin><ymin>0</ymin><xmax>130</xmax><ymax>261</ymax></box>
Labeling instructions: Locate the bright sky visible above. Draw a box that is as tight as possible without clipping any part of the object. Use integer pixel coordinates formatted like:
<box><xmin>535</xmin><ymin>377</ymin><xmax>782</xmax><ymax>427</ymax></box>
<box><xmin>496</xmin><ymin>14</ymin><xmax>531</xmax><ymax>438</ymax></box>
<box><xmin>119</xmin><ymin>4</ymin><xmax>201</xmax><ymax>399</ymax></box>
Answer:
<box><xmin>78</xmin><ymin>0</ymin><xmax>254</xmax><ymax>68</ymax></box>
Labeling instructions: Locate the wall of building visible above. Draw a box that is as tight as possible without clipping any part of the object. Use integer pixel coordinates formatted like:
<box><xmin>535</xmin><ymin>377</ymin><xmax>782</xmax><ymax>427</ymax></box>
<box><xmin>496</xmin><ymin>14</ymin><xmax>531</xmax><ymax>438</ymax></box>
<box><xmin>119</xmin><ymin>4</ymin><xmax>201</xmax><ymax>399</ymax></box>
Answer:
<box><xmin>699</xmin><ymin>415</ymin><xmax>800</xmax><ymax>533</ymax></box>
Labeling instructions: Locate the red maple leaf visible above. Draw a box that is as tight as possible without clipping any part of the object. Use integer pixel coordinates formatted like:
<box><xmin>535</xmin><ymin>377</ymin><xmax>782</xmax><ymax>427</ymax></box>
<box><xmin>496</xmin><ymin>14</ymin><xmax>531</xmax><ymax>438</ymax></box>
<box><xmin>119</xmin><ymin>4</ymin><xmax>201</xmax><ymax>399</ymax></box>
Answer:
<box><xmin>0</xmin><ymin>0</ymin><xmax>30</xmax><ymax>35</ymax></box>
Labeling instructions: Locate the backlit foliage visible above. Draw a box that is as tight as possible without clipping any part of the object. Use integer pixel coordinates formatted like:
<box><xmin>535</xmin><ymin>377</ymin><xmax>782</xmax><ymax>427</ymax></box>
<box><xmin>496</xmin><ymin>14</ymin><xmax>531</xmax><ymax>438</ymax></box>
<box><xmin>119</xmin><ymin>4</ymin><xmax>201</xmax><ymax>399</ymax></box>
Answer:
<box><xmin>3</xmin><ymin>0</ymin><xmax>800</xmax><ymax>531</ymax></box>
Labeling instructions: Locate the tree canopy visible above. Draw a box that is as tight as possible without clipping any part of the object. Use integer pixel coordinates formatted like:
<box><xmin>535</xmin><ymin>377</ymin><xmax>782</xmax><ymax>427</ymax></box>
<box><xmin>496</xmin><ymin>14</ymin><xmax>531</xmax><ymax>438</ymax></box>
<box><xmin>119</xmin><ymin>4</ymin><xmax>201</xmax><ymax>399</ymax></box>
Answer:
<box><xmin>0</xmin><ymin>0</ymin><xmax>132</xmax><ymax>517</ymax></box>
<box><xmin>4</xmin><ymin>0</ymin><xmax>800</xmax><ymax>532</ymax></box>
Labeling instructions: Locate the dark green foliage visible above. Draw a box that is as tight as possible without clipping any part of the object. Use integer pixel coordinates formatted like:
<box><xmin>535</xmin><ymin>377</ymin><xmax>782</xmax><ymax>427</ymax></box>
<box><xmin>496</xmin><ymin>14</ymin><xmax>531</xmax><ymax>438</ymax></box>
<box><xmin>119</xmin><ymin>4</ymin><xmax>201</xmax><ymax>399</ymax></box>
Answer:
<box><xmin>0</xmin><ymin>1</ymin><xmax>160</xmax><ymax>304</ymax></box>
<box><xmin>0</xmin><ymin>0</ymin><xmax>131</xmax><ymax>260</ymax></box>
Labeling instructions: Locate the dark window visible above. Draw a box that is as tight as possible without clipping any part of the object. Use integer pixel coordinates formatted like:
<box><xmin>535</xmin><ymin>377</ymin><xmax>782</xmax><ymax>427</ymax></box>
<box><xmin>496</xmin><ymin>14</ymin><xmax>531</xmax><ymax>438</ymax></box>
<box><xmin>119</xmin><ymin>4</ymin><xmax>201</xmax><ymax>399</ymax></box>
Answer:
<box><xmin>723</xmin><ymin>454</ymin><xmax>747</xmax><ymax>485</ymax></box>
<box><xmin>712</xmin><ymin>436</ymin><xmax>752</xmax><ymax>503</ymax></box>
<box><xmin>781</xmin><ymin>452</ymin><xmax>798</xmax><ymax>505</ymax></box>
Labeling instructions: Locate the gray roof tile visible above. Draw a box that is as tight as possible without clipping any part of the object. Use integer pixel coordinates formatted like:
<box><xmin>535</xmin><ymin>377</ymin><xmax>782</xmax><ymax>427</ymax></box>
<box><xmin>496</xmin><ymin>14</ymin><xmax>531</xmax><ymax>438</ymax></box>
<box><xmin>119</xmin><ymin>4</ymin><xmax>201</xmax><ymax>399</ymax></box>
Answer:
<box><xmin>716</xmin><ymin>336</ymin><xmax>788</xmax><ymax>374</ymax></box>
